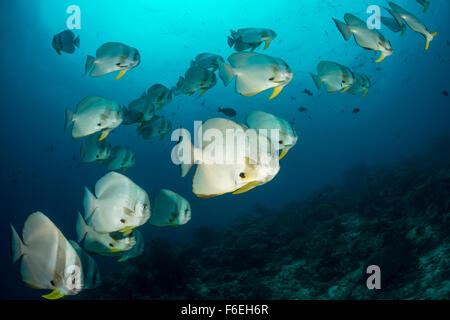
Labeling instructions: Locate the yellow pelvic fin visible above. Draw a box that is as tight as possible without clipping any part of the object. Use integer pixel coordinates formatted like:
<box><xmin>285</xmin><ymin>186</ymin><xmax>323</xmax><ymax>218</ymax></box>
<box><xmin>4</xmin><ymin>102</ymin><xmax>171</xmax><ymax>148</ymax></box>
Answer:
<box><xmin>232</xmin><ymin>181</ymin><xmax>261</xmax><ymax>195</ymax></box>
<box><xmin>279</xmin><ymin>149</ymin><xmax>289</xmax><ymax>160</ymax></box>
<box><xmin>98</xmin><ymin>130</ymin><xmax>110</xmax><ymax>141</ymax></box>
<box><xmin>375</xmin><ymin>52</ymin><xmax>386</xmax><ymax>63</ymax></box>
<box><xmin>268</xmin><ymin>86</ymin><xmax>283</xmax><ymax>100</ymax></box>
<box><xmin>341</xmin><ymin>86</ymin><xmax>350</xmax><ymax>93</ymax></box>
<box><xmin>199</xmin><ymin>89</ymin><xmax>207</xmax><ymax>96</ymax></box>
<box><xmin>120</xmin><ymin>226</ymin><xmax>134</xmax><ymax>236</ymax></box>
<box><xmin>42</xmin><ymin>289</ymin><xmax>65</xmax><ymax>300</ymax></box>
<box><xmin>264</xmin><ymin>40</ymin><xmax>271</xmax><ymax>50</ymax></box>
<box><xmin>106</xmin><ymin>248</ymin><xmax>123</xmax><ymax>253</ymax></box>
<box><xmin>115</xmin><ymin>70</ymin><xmax>127</xmax><ymax>80</ymax></box>
<box><xmin>425</xmin><ymin>32</ymin><xmax>436</xmax><ymax>51</ymax></box>
<box><xmin>363</xmin><ymin>89</ymin><xmax>368</xmax><ymax>98</ymax></box>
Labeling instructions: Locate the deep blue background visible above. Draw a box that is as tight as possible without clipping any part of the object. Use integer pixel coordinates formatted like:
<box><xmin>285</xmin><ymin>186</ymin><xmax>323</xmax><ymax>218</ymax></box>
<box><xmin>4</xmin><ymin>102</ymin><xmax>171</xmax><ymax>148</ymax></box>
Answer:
<box><xmin>0</xmin><ymin>0</ymin><xmax>449</xmax><ymax>299</ymax></box>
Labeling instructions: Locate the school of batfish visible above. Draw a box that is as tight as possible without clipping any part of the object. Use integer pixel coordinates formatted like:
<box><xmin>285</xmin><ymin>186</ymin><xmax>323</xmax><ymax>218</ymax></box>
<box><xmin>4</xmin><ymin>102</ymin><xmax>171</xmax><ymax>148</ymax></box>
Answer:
<box><xmin>12</xmin><ymin>1</ymin><xmax>436</xmax><ymax>299</ymax></box>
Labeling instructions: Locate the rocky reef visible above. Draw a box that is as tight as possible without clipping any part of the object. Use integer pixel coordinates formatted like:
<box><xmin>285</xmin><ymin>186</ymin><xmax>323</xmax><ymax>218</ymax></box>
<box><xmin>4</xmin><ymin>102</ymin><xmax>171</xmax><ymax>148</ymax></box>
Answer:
<box><xmin>81</xmin><ymin>137</ymin><xmax>450</xmax><ymax>300</ymax></box>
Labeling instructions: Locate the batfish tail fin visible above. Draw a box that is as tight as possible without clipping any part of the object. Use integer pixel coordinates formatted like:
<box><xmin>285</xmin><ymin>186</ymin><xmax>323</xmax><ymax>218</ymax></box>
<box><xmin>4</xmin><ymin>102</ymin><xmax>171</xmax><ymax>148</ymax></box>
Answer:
<box><xmin>227</xmin><ymin>36</ymin><xmax>235</xmax><ymax>48</ymax></box>
<box><xmin>76</xmin><ymin>212</ymin><xmax>88</xmax><ymax>242</ymax></box>
<box><xmin>173</xmin><ymin>126</ymin><xmax>195</xmax><ymax>177</ymax></box>
<box><xmin>83</xmin><ymin>187</ymin><xmax>97</xmax><ymax>221</ymax></box>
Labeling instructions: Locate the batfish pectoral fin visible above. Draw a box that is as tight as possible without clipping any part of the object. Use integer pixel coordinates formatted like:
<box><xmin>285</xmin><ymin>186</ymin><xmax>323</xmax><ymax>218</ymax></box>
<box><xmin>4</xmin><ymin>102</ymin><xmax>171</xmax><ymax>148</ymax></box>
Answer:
<box><xmin>264</xmin><ymin>39</ymin><xmax>271</xmax><ymax>50</ymax></box>
<box><xmin>196</xmin><ymin>192</ymin><xmax>227</xmax><ymax>199</ymax></box>
<box><xmin>232</xmin><ymin>181</ymin><xmax>261</xmax><ymax>195</ymax></box>
<box><xmin>115</xmin><ymin>70</ymin><xmax>128</xmax><ymax>80</ymax></box>
<box><xmin>98</xmin><ymin>129</ymin><xmax>111</xmax><ymax>141</ymax></box>
<box><xmin>42</xmin><ymin>289</ymin><xmax>65</xmax><ymax>300</ymax></box>
<box><xmin>24</xmin><ymin>281</ymin><xmax>43</xmax><ymax>290</ymax></box>
<box><xmin>268</xmin><ymin>86</ymin><xmax>283</xmax><ymax>100</ymax></box>
<box><xmin>279</xmin><ymin>149</ymin><xmax>289</xmax><ymax>160</ymax></box>
<box><xmin>341</xmin><ymin>86</ymin><xmax>350</xmax><ymax>93</ymax></box>
<box><xmin>199</xmin><ymin>89</ymin><xmax>207</xmax><ymax>96</ymax></box>
<box><xmin>363</xmin><ymin>89</ymin><xmax>368</xmax><ymax>98</ymax></box>
<box><xmin>375</xmin><ymin>52</ymin><xmax>386</xmax><ymax>63</ymax></box>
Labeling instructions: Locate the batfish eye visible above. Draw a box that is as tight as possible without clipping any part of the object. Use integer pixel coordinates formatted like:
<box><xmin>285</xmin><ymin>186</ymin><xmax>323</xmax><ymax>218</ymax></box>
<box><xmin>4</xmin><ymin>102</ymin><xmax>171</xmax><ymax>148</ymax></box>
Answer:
<box><xmin>279</xmin><ymin>140</ymin><xmax>283</xmax><ymax>144</ymax></box>
<box><xmin>109</xmin><ymin>243</ymin><xmax>114</xmax><ymax>247</ymax></box>
<box><xmin>269</xmin><ymin>77</ymin><xmax>275</xmax><ymax>81</ymax></box>
<box><xmin>239</xmin><ymin>172</ymin><xmax>246</xmax><ymax>178</ymax></box>
<box><xmin>72</xmin><ymin>278</ymin><xmax>76</xmax><ymax>285</ymax></box>
<box><xmin>96</xmin><ymin>155</ymin><xmax>100</xmax><ymax>158</ymax></box>
<box><xmin>120</xmin><ymin>219</ymin><xmax>125</xmax><ymax>223</ymax></box>
<box><xmin>50</xmin><ymin>280</ymin><xmax>55</xmax><ymax>286</ymax></box>
<box><xmin>97</xmin><ymin>123</ymin><xmax>102</xmax><ymax>126</ymax></box>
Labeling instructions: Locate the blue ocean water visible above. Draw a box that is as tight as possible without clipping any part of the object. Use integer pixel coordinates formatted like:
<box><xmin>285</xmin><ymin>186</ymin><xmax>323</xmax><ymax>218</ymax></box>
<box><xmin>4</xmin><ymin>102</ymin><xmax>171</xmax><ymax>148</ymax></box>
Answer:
<box><xmin>0</xmin><ymin>0</ymin><xmax>449</xmax><ymax>300</ymax></box>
